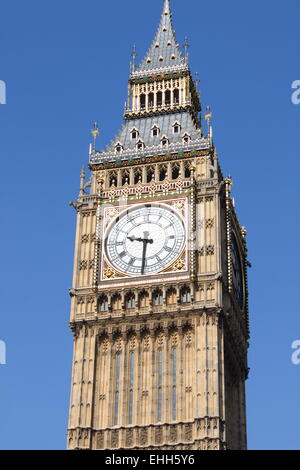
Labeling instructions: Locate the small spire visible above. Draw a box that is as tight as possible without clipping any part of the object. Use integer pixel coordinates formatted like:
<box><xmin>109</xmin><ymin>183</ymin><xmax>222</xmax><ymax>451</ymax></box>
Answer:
<box><xmin>91</xmin><ymin>122</ymin><xmax>100</xmax><ymax>150</ymax></box>
<box><xmin>205</xmin><ymin>106</ymin><xmax>213</xmax><ymax>144</ymax></box>
<box><xmin>134</xmin><ymin>0</ymin><xmax>185</xmax><ymax>74</ymax></box>
<box><xmin>183</xmin><ymin>36</ymin><xmax>189</xmax><ymax>64</ymax></box>
<box><xmin>130</xmin><ymin>45</ymin><xmax>137</xmax><ymax>73</ymax></box>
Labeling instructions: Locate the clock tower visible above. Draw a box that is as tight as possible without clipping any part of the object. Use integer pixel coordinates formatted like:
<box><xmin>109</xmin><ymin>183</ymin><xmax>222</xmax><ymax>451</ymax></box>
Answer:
<box><xmin>67</xmin><ymin>0</ymin><xmax>250</xmax><ymax>451</ymax></box>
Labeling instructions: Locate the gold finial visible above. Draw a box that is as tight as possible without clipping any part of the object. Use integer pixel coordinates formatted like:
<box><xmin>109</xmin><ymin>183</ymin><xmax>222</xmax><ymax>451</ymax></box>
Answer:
<box><xmin>91</xmin><ymin>122</ymin><xmax>100</xmax><ymax>150</ymax></box>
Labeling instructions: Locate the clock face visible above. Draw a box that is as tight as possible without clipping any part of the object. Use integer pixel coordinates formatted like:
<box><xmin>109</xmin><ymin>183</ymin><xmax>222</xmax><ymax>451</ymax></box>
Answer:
<box><xmin>105</xmin><ymin>204</ymin><xmax>185</xmax><ymax>276</ymax></box>
<box><xmin>231</xmin><ymin>232</ymin><xmax>244</xmax><ymax>310</ymax></box>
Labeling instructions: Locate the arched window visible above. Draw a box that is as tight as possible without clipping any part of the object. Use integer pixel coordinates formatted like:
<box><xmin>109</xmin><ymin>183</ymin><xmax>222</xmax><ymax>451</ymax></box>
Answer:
<box><xmin>109</xmin><ymin>171</ymin><xmax>117</xmax><ymax>187</ymax></box>
<box><xmin>165</xmin><ymin>90</ymin><xmax>171</xmax><ymax>106</ymax></box>
<box><xmin>157</xmin><ymin>91</ymin><xmax>162</xmax><ymax>107</ymax></box>
<box><xmin>140</xmin><ymin>94</ymin><xmax>146</xmax><ymax>110</ymax></box>
<box><xmin>136</xmin><ymin>140</ymin><xmax>145</xmax><ymax>151</ymax></box>
<box><xmin>159</xmin><ymin>165</ymin><xmax>167</xmax><ymax>181</ymax></box>
<box><xmin>184</xmin><ymin>163</ymin><xmax>191</xmax><ymax>178</ymax></box>
<box><xmin>126</xmin><ymin>293</ymin><xmax>136</xmax><ymax>309</ymax></box>
<box><xmin>131</xmin><ymin>128</ymin><xmax>139</xmax><ymax>140</ymax></box>
<box><xmin>167</xmin><ymin>287</ymin><xmax>177</xmax><ymax>305</ymax></box>
<box><xmin>139</xmin><ymin>290</ymin><xmax>149</xmax><ymax>308</ymax></box>
<box><xmin>180</xmin><ymin>286</ymin><xmax>191</xmax><ymax>303</ymax></box>
<box><xmin>171</xmin><ymin>163</ymin><xmax>180</xmax><ymax>179</ymax></box>
<box><xmin>98</xmin><ymin>295</ymin><xmax>108</xmax><ymax>312</ymax></box>
<box><xmin>173</xmin><ymin>89</ymin><xmax>179</xmax><ymax>104</ymax></box>
<box><xmin>152</xmin><ymin>125</ymin><xmax>160</xmax><ymax>137</ymax></box>
<box><xmin>134</xmin><ymin>168</ymin><xmax>142</xmax><ymax>184</ymax></box>
<box><xmin>146</xmin><ymin>166</ymin><xmax>155</xmax><ymax>183</ymax></box>
<box><xmin>182</xmin><ymin>133</ymin><xmax>190</xmax><ymax>144</ymax></box>
<box><xmin>148</xmin><ymin>92</ymin><xmax>154</xmax><ymax>109</ymax></box>
<box><xmin>112</xmin><ymin>293</ymin><xmax>121</xmax><ymax>310</ymax></box>
<box><xmin>115</xmin><ymin>143</ymin><xmax>123</xmax><ymax>153</ymax></box>
<box><xmin>153</xmin><ymin>289</ymin><xmax>163</xmax><ymax>306</ymax></box>
<box><xmin>161</xmin><ymin>136</ymin><xmax>169</xmax><ymax>148</ymax></box>
<box><xmin>121</xmin><ymin>170</ymin><xmax>130</xmax><ymax>185</ymax></box>
<box><xmin>173</xmin><ymin>121</ymin><xmax>181</xmax><ymax>134</ymax></box>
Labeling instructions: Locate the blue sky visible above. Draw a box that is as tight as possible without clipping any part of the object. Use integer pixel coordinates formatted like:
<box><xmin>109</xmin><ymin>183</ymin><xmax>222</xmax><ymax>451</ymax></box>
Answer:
<box><xmin>0</xmin><ymin>0</ymin><xmax>299</xmax><ymax>450</ymax></box>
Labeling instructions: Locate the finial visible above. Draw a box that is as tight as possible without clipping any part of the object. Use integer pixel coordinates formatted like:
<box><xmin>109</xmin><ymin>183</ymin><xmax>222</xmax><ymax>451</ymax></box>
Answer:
<box><xmin>205</xmin><ymin>106</ymin><xmax>213</xmax><ymax>144</ymax></box>
<box><xmin>131</xmin><ymin>45</ymin><xmax>137</xmax><ymax>73</ymax></box>
<box><xmin>183</xmin><ymin>37</ymin><xmax>189</xmax><ymax>64</ymax></box>
<box><xmin>91</xmin><ymin>122</ymin><xmax>100</xmax><ymax>150</ymax></box>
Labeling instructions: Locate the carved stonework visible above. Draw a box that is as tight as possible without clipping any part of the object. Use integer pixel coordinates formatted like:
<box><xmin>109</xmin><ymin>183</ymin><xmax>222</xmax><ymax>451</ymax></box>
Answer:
<box><xmin>169</xmin><ymin>425</ymin><xmax>177</xmax><ymax>442</ymax></box>
<box><xmin>96</xmin><ymin>431</ymin><xmax>104</xmax><ymax>449</ymax></box>
<box><xmin>185</xmin><ymin>424</ymin><xmax>193</xmax><ymax>442</ymax></box>
<box><xmin>111</xmin><ymin>430</ymin><xmax>119</xmax><ymax>448</ymax></box>
<box><xmin>155</xmin><ymin>426</ymin><xmax>163</xmax><ymax>445</ymax></box>
<box><xmin>139</xmin><ymin>428</ymin><xmax>148</xmax><ymax>446</ymax></box>
<box><xmin>125</xmin><ymin>429</ymin><xmax>134</xmax><ymax>447</ymax></box>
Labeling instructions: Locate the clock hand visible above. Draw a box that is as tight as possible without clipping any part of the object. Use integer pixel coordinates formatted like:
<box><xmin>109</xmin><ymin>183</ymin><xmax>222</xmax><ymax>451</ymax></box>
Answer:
<box><xmin>127</xmin><ymin>232</ymin><xmax>153</xmax><ymax>274</ymax></box>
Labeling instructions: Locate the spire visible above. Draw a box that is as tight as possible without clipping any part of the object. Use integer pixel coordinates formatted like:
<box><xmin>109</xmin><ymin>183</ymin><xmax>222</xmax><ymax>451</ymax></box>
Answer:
<box><xmin>133</xmin><ymin>0</ymin><xmax>186</xmax><ymax>76</ymax></box>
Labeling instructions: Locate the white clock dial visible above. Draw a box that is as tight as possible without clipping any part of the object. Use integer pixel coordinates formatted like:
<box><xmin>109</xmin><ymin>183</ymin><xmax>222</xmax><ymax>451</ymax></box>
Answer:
<box><xmin>105</xmin><ymin>204</ymin><xmax>185</xmax><ymax>276</ymax></box>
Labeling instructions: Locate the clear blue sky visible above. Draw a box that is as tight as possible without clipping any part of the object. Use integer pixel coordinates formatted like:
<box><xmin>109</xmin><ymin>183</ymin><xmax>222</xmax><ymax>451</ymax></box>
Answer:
<box><xmin>0</xmin><ymin>0</ymin><xmax>299</xmax><ymax>450</ymax></box>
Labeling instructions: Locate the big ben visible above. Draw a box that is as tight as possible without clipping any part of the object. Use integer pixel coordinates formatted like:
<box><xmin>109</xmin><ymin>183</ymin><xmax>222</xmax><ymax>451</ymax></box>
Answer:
<box><xmin>67</xmin><ymin>0</ymin><xmax>250</xmax><ymax>451</ymax></box>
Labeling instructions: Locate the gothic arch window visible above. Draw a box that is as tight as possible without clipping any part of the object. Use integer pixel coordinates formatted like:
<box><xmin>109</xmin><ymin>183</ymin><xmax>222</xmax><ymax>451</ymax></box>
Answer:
<box><xmin>159</xmin><ymin>164</ymin><xmax>167</xmax><ymax>181</ymax></box>
<box><xmin>111</xmin><ymin>293</ymin><xmax>121</xmax><ymax>311</ymax></box>
<box><xmin>136</xmin><ymin>140</ymin><xmax>145</xmax><ymax>151</ymax></box>
<box><xmin>152</xmin><ymin>125</ymin><xmax>160</xmax><ymax>137</ymax></box>
<box><xmin>184</xmin><ymin>162</ymin><xmax>191</xmax><ymax>178</ymax></box>
<box><xmin>131</xmin><ymin>128</ymin><xmax>139</xmax><ymax>140</ymax></box>
<box><xmin>146</xmin><ymin>166</ymin><xmax>155</xmax><ymax>183</ymax></box>
<box><xmin>172</xmin><ymin>121</ymin><xmax>181</xmax><ymax>134</ymax></box>
<box><xmin>166</xmin><ymin>287</ymin><xmax>177</xmax><ymax>305</ymax></box>
<box><xmin>182</xmin><ymin>133</ymin><xmax>191</xmax><ymax>144</ymax></box>
<box><xmin>139</xmin><ymin>290</ymin><xmax>149</xmax><ymax>308</ymax></box>
<box><xmin>140</xmin><ymin>94</ymin><xmax>146</xmax><ymax>110</ymax></box>
<box><xmin>165</xmin><ymin>90</ymin><xmax>171</xmax><ymax>106</ymax></box>
<box><xmin>98</xmin><ymin>295</ymin><xmax>108</xmax><ymax>312</ymax></box>
<box><xmin>173</xmin><ymin>89</ymin><xmax>179</xmax><ymax>104</ymax></box>
<box><xmin>126</xmin><ymin>292</ymin><xmax>136</xmax><ymax>309</ymax></box>
<box><xmin>171</xmin><ymin>162</ymin><xmax>180</xmax><ymax>179</ymax></box>
<box><xmin>121</xmin><ymin>169</ymin><xmax>130</xmax><ymax>185</ymax></box>
<box><xmin>157</xmin><ymin>91</ymin><xmax>162</xmax><ymax>108</ymax></box>
<box><xmin>153</xmin><ymin>289</ymin><xmax>163</xmax><ymax>306</ymax></box>
<box><xmin>134</xmin><ymin>167</ymin><xmax>142</xmax><ymax>184</ymax></box>
<box><xmin>115</xmin><ymin>142</ymin><xmax>123</xmax><ymax>154</ymax></box>
<box><xmin>161</xmin><ymin>136</ymin><xmax>169</xmax><ymax>148</ymax></box>
<box><xmin>109</xmin><ymin>171</ymin><xmax>117</xmax><ymax>187</ymax></box>
<box><xmin>148</xmin><ymin>92</ymin><xmax>154</xmax><ymax>109</ymax></box>
<box><xmin>180</xmin><ymin>286</ymin><xmax>191</xmax><ymax>303</ymax></box>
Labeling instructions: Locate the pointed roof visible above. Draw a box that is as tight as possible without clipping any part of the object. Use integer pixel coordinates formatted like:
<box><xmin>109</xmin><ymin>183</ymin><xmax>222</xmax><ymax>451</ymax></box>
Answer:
<box><xmin>132</xmin><ymin>0</ymin><xmax>187</xmax><ymax>77</ymax></box>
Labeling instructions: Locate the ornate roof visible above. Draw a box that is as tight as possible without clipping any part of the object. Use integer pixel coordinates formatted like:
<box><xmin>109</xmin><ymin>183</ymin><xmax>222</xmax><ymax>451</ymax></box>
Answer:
<box><xmin>132</xmin><ymin>0</ymin><xmax>187</xmax><ymax>77</ymax></box>
<box><xmin>90</xmin><ymin>112</ymin><xmax>209</xmax><ymax>164</ymax></box>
